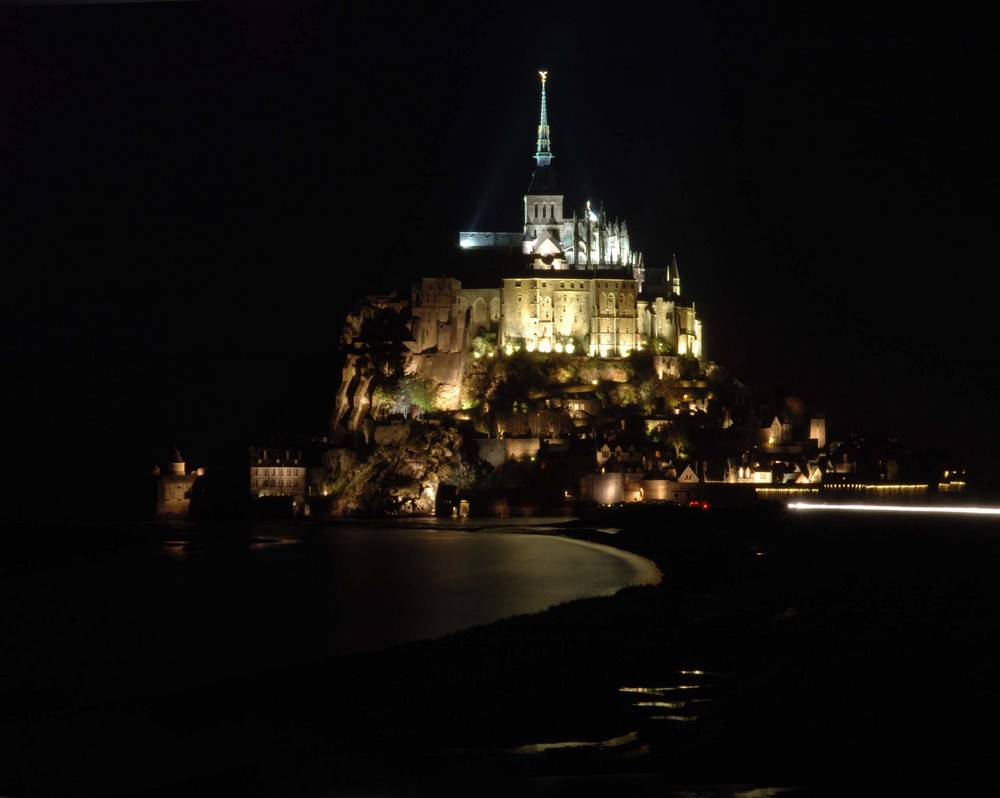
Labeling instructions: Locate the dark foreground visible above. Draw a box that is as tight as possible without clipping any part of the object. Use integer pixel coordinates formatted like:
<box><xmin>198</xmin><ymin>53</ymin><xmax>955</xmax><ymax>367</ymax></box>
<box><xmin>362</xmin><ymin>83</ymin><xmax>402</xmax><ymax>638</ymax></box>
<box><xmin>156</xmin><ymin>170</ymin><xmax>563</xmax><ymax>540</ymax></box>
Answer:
<box><xmin>5</xmin><ymin>503</ymin><xmax>1000</xmax><ymax>797</ymax></box>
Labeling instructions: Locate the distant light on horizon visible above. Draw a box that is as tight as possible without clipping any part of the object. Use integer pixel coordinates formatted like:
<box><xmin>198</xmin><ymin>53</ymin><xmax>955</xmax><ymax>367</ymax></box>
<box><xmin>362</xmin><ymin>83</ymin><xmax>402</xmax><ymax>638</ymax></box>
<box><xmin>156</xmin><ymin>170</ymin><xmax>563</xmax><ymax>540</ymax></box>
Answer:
<box><xmin>788</xmin><ymin>503</ymin><xmax>1000</xmax><ymax>516</ymax></box>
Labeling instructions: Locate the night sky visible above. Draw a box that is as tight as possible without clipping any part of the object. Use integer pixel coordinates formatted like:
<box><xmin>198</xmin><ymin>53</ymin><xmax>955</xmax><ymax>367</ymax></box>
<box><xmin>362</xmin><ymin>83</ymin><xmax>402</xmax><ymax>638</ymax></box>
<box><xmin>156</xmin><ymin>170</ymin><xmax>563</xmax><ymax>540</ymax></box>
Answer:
<box><xmin>2</xmin><ymin>1</ymin><xmax>996</xmax><ymax>521</ymax></box>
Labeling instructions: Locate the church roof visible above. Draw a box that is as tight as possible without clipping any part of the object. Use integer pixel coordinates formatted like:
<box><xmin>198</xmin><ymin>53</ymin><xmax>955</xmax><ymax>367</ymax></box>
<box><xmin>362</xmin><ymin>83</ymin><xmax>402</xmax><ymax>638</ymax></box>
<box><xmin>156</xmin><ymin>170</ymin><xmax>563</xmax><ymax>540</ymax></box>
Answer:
<box><xmin>527</xmin><ymin>164</ymin><xmax>560</xmax><ymax>194</ymax></box>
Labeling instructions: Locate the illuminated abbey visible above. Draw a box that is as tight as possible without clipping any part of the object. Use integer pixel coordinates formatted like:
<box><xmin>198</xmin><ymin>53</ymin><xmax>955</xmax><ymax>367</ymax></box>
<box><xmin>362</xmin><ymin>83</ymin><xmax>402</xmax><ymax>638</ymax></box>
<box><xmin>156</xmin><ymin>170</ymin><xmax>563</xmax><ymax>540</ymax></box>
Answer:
<box><xmin>333</xmin><ymin>71</ymin><xmax>705</xmax><ymax>435</ymax></box>
<box><xmin>153</xmin><ymin>73</ymin><xmax>964</xmax><ymax>518</ymax></box>
<box><xmin>412</xmin><ymin>71</ymin><xmax>701</xmax><ymax>361</ymax></box>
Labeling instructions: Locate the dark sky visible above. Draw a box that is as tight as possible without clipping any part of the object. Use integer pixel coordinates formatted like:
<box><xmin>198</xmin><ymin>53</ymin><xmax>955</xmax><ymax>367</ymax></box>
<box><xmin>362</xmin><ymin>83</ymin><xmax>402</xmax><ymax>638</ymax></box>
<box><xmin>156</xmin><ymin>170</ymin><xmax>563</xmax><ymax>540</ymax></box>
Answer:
<box><xmin>2</xmin><ymin>1</ymin><xmax>996</xmax><ymax>520</ymax></box>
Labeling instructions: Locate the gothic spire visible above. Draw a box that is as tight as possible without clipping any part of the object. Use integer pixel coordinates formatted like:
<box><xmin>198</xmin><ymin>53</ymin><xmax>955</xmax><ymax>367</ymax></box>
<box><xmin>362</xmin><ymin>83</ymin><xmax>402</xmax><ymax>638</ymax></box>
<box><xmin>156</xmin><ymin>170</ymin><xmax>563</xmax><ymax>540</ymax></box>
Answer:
<box><xmin>534</xmin><ymin>70</ymin><xmax>552</xmax><ymax>167</ymax></box>
<box><xmin>670</xmin><ymin>253</ymin><xmax>682</xmax><ymax>296</ymax></box>
<box><xmin>527</xmin><ymin>70</ymin><xmax>559</xmax><ymax>195</ymax></box>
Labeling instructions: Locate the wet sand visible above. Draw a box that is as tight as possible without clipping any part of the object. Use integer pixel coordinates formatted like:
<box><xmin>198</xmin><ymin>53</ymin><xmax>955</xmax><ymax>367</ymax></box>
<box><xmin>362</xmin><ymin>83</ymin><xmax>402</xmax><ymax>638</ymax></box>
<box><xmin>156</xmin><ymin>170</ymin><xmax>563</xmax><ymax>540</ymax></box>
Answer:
<box><xmin>6</xmin><ymin>504</ymin><xmax>1000</xmax><ymax>797</ymax></box>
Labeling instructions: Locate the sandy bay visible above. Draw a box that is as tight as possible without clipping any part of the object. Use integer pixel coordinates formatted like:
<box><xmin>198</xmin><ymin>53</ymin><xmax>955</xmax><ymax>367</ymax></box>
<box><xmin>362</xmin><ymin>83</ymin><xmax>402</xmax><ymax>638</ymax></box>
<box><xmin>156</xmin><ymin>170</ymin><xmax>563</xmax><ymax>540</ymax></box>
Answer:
<box><xmin>5</xmin><ymin>503</ymin><xmax>1000</xmax><ymax>797</ymax></box>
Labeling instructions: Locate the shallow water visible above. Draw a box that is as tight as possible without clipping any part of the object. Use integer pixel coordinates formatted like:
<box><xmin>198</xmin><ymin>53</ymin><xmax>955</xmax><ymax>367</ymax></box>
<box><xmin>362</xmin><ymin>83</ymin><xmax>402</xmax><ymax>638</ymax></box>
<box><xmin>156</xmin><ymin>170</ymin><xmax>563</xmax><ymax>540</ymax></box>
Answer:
<box><xmin>1</xmin><ymin>519</ymin><xmax>660</xmax><ymax>701</ymax></box>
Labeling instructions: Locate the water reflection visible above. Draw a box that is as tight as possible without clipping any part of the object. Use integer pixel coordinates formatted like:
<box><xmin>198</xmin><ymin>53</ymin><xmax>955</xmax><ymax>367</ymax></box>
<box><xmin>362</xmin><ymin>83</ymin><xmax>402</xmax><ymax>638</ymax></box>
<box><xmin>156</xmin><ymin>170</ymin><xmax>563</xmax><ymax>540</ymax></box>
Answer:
<box><xmin>619</xmin><ymin>670</ymin><xmax>731</xmax><ymax>725</ymax></box>
<box><xmin>120</xmin><ymin>523</ymin><xmax>663</xmax><ymax>691</ymax></box>
<box><xmin>153</xmin><ymin>533</ymin><xmax>298</xmax><ymax>560</ymax></box>
<box><xmin>504</xmin><ymin>730</ymin><xmax>652</xmax><ymax>764</ymax></box>
<box><xmin>500</xmin><ymin>669</ymin><xmax>730</xmax><ymax>776</ymax></box>
<box><xmin>308</xmin><ymin>525</ymin><xmax>661</xmax><ymax>659</ymax></box>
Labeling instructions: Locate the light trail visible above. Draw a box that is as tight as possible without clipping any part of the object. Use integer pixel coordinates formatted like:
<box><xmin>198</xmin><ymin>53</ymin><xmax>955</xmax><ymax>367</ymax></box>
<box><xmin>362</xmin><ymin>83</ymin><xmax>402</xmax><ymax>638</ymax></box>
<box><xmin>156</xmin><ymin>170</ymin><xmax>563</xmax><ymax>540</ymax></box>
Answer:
<box><xmin>787</xmin><ymin>503</ymin><xmax>1000</xmax><ymax>516</ymax></box>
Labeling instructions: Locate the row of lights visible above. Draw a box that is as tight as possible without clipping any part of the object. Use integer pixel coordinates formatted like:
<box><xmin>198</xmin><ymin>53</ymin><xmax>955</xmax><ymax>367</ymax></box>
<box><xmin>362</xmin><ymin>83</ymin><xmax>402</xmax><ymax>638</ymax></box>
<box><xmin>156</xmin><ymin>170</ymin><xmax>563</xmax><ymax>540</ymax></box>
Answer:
<box><xmin>497</xmin><ymin>339</ymin><xmax>643</xmax><ymax>356</ymax></box>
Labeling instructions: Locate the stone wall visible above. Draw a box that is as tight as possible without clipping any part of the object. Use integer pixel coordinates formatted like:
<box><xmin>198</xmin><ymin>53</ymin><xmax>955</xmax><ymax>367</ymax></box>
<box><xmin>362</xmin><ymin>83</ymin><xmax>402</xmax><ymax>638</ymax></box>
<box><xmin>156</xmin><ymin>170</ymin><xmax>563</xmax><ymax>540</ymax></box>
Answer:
<box><xmin>472</xmin><ymin>437</ymin><xmax>542</xmax><ymax>468</ymax></box>
<box><xmin>504</xmin><ymin>438</ymin><xmax>541</xmax><ymax>461</ymax></box>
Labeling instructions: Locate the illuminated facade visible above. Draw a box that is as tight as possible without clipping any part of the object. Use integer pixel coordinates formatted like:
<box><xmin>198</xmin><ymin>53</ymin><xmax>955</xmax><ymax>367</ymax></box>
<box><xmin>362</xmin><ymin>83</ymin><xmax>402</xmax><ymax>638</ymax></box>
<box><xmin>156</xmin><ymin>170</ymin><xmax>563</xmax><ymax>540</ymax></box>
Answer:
<box><xmin>249</xmin><ymin>446</ymin><xmax>306</xmax><ymax>504</ymax></box>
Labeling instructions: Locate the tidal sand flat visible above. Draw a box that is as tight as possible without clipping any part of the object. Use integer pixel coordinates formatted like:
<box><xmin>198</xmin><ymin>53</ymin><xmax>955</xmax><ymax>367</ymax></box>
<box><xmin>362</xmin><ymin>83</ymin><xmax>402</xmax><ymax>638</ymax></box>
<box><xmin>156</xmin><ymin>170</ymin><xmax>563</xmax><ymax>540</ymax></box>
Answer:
<box><xmin>5</xmin><ymin>504</ymin><xmax>1000</xmax><ymax>797</ymax></box>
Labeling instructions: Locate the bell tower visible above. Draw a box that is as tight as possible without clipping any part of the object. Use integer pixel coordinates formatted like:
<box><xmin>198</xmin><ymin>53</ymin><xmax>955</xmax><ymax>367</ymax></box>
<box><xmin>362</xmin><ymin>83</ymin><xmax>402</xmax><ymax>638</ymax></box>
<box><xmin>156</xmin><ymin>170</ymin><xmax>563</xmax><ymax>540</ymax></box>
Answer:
<box><xmin>524</xmin><ymin>71</ymin><xmax>564</xmax><ymax>245</ymax></box>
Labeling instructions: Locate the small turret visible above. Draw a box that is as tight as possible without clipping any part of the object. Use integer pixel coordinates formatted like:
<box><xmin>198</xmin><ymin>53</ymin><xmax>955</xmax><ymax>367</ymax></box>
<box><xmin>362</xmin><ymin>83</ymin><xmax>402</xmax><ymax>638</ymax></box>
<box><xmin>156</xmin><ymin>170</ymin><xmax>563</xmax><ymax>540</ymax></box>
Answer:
<box><xmin>168</xmin><ymin>447</ymin><xmax>186</xmax><ymax>476</ymax></box>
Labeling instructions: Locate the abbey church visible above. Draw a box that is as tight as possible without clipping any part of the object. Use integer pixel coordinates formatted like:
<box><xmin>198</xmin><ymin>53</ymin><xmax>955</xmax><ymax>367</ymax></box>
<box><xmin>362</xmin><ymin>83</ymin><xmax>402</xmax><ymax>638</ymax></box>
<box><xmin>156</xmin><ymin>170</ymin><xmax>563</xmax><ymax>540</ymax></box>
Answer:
<box><xmin>418</xmin><ymin>71</ymin><xmax>701</xmax><ymax>361</ymax></box>
<box><xmin>333</xmin><ymin>72</ymin><xmax>704</xmax><ymax>436</ymax></box>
